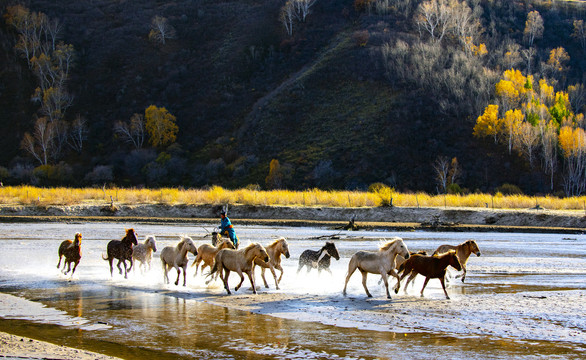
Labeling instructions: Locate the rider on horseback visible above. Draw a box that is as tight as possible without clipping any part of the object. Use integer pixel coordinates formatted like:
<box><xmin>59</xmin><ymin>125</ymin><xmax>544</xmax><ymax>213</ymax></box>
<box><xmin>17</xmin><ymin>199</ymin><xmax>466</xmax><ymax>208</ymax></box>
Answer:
<box><xmin>218</xmin><ymin>210</ymin><xmax>239</xmax><ymax>249</ymax></box>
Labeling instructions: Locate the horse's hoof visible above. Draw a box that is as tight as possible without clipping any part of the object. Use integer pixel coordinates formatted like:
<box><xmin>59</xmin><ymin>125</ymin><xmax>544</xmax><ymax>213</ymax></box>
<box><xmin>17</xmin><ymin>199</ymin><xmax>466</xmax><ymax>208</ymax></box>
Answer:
<box><xmin>367</xmin><ymin>294</ymin><xmax>373</xmax><ymax>298</ymax></box>
<box><xmin>394</xmin><ymin>288</ymin><xmax>399</xmax><ymax>294</ymax></box>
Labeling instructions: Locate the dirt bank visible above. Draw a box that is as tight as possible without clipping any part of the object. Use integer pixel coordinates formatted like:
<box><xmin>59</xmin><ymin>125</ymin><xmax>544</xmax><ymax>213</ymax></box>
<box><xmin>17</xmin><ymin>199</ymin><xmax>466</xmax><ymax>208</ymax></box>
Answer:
<box><xmin>0</xmin><ymin>204</ymin><xmax>585</xmax><ymax>233</ymax></box>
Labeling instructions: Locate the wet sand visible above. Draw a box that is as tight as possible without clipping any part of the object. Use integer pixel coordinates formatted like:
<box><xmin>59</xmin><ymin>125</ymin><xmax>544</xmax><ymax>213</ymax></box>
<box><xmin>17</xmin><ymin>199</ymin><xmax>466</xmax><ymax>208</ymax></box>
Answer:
<box><xmin>0</xmin><ymin>331</ymin><xmax>121</xmax><ymax>359</ymax></box>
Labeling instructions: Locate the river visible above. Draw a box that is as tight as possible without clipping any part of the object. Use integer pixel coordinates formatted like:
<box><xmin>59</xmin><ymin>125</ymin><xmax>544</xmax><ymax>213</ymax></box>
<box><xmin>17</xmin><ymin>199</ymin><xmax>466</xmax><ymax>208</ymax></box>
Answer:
<box><xmin>0</xmin><ymin>222</ymin><xmax>585</xmax><ymax>359</ymax></box>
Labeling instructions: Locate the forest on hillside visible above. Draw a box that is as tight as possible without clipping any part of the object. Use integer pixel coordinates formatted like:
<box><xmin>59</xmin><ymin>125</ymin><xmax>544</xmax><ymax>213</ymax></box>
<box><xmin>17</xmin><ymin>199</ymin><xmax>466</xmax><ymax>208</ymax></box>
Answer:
<box><xmin>0</xmin><ymin>0</ymin><xmax>584</xmax><ymax>195</ymax></box>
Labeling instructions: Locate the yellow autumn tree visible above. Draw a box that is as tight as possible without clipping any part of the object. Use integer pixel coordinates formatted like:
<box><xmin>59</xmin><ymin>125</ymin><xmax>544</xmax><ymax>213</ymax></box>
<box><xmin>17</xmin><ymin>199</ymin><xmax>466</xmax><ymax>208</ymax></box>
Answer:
<box><xmin>265</xmin><ymin>159</ymin><xmax>283</xmax><ymax>189</ymax></box>
<box><xmin>474</xmin><ymin>104</ymin><xmax>501</xmax><ymax>143</ymax></box>
<box><xmin>145</xmin><ymin>105</ymin><xmax>178</xmax><ymax>147</ymax></box>
<box><xmin>502</xmin><ymin>109</ymin><xmax>524</xmax><ymax>154</ymax></box>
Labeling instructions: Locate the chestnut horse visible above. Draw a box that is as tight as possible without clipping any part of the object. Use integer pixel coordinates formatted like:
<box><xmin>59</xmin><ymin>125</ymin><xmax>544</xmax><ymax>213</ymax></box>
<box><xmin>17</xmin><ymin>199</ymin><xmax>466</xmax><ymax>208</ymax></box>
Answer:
<box><xmin>254</xmin><ymin>237</ymin><xmax>291</xmax><ymax>290</ymax></box>
<box><xmin>433</xmin><ymin>239</ymin><xmax>481</xmax><ymax>282</ymax></box>
<box><xmin>57</xmin><ymin>232</ymin><xmax>82</xmax><ymax>277</ymax></box>
<box><xmin>399</xmin><ymin>250</ymin><xmax>462</xmax><ymax>299</ymax></box>
<box><xmin>209</xmin><ymin>243</ymin><xmax>269</xmax><ymax>295</ymax></box>
<box><xmin>343</xmin><ymin>237</ymin><xmax>410</xmax><ymax>299</ymax></box>
<box><xmin>102</xmin><ymin>228</ymin><xmax>138</xmax><ymax>279</ymax></box>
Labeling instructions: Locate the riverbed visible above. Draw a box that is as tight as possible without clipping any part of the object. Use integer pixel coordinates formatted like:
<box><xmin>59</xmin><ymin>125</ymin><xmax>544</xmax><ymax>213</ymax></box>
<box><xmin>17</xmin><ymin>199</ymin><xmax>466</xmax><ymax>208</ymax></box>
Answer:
<box><xmin>0</xmin><ymin>222</ymin><xmax>585</xmax><ymax>359</ymax></box>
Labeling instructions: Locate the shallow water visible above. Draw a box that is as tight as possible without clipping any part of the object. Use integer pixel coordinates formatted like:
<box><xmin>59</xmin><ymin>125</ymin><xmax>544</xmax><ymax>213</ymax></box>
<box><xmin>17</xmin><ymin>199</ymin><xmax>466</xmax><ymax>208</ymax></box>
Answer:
<box><xmin>0</xmin><ymin>222</ymin><xmax>585</xmax><ymax>359</ymax></box>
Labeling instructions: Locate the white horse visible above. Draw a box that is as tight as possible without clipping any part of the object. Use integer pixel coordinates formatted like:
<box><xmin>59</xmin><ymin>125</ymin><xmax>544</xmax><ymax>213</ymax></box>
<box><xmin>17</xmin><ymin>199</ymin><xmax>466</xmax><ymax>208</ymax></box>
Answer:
<box><xmin>160</xmin><ymin>236</ymin><xmax>198</xmax><ymax>286</ymax></box>
<box><xmin>343</xmin><ymin>237</ymin><xmax>410</xmax><ymax>299</ymax></box>
<box><xmin>133</xmin><ymin>235</ymin><xmax>157</xmax><ymax>273</ymax></box>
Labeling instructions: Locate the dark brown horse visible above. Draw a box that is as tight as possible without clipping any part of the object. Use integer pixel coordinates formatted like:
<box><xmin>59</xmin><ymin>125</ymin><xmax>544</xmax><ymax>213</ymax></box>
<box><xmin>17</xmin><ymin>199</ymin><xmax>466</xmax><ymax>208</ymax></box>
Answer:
<box><xmin>398</xmin><ymin>250</ymin><xmax>462</xmax><ymax>299</ymax></box>
<box><xmin>57</xmin><ymin>232</ymin><xmax>82</xmax><ymax>277</ymax></box>
<box><xmin>102</xmin><ymin>228</ymin><xmax>138</xmax><ymax>279</ymax></box>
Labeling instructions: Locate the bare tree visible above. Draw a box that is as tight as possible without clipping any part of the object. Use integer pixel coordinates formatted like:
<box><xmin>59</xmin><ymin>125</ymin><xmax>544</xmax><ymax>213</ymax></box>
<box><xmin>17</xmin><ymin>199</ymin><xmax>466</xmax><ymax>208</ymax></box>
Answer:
<box><xmin>515</xmin><ymin>122</ymin><xmax>539</xmax><ymax>168</ymax></box>
<box><xmin>294</xmin><ymin>0</ymin><xmax>318</xmax><ymax>22</ymax></box>
<box><xmin>69</xmin><ymin>115</ymin><xmax>87</xmax><ymax>154</ymax></box>
<box><xmin>114</xmin><ymin>113</ymin><xmax>146</xmax><ymax>149</ymax></box>
<box><xmin>148</xmin><ymin>16</ymin><xmax>176</xmax><ymax>45</ymax></box>
<box><xmin>433</xmin><ymin>156</ymin><xmax>450</xmax><ymax>193</ymax></box>
<box><xmin>280</xmin><ymin>1</ymin><xmax>295</xmax><ymax>36</ymax></box>
<box><xmin>20</xmin><ymin>117</ymin><xmax>56</xmax><ymax>165</ymax></box>
<box><xmin>523</xmin><ymin>10</ymin><xmax>544</xmax><ymax>47</ymax></box>
<box><xmin>415</xmin><ymin>0</ymin><xmax>452</xmax><ymax>43</ymax></box>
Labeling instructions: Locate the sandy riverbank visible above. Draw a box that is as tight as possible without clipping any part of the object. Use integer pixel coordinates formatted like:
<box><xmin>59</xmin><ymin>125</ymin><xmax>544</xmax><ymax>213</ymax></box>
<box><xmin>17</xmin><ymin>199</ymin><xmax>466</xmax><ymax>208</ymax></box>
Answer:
<box><xmin>0</xmin><ymin>331</ymin><xmax>121</xmax><ymax>360</ymax></box>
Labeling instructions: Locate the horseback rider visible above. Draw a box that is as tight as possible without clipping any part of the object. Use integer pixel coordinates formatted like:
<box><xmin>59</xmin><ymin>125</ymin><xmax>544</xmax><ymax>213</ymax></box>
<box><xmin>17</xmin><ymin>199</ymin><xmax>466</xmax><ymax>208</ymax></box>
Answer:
<box><xmin>218</xmin><ymin>210</ymin><xmax>239</xmax><ymax>248</ymax></box>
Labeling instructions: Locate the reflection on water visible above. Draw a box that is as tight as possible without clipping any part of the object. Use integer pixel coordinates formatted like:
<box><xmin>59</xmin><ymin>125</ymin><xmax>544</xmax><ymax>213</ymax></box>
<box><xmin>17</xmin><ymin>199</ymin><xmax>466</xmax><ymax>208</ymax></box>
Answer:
<box><xmin>0</xmin><ymin>223</ymin><xmax>585</xmax><ymax>359</ymax></box>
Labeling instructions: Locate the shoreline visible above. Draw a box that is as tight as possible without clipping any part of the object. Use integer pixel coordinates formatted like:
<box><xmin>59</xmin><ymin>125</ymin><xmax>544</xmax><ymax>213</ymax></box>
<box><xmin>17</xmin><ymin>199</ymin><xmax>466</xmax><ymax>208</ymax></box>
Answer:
<box><xmin>0</xmin><ymin>331</ymin><xmax>121</xmax><ymax>360</ymax></box>
<box><xmin>0</xmin><ymin>204</ymin><xmax>585</xmax><ymax>234</ymax></box>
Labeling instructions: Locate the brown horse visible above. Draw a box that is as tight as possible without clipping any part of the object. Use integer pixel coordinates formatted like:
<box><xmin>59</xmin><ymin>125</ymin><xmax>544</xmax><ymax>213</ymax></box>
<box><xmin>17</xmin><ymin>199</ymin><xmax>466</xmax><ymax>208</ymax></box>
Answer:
<box><xmin>433</xmin><ymin>239</ymin><xmax>481</xmax><ymax>282</ymax></box>
<box><xmin>343</xmin><ymin>237</ymin><xmax>410</xmax><ymax>299</ymax></box>
<box><xmin>254</xmin><ymin>237</ymin><xmax>291</xmax><ymax>290</ymax></box>
<box><xmin>209</xmin><ymin>243</ymin><xmax>269</xmax><ymax>295</ymax></box>
<box><xmin>102</xmin><ymin>228</ymin><xmax>138</xmax><ymax>279</ymax></box>
<box><xmin>57</xmin><ymin>232</ymin><xmax>82</xmax><ymax>277</ymax></box>
<box><xmin>399</xmin><ymin>251</ymin><xmax>462</xmax><ymax>299</ymax></box>
<box><xmin>192</xmin><ymin>238</ymin><xmax>235</xmax><ymax>282</ymax></box>
<box><xmin>160</xmin><ymin>236</ymin><xmax>198</xmax><ymax>286</ymax></box>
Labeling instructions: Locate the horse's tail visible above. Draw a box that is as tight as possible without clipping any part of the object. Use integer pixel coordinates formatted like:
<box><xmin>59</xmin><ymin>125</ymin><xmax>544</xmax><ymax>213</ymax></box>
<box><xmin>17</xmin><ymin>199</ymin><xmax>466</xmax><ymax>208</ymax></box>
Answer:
<box><xmin>101</xmin><ymin>252</ymin><xmax>109</xmax><ymax>261</ymax></box>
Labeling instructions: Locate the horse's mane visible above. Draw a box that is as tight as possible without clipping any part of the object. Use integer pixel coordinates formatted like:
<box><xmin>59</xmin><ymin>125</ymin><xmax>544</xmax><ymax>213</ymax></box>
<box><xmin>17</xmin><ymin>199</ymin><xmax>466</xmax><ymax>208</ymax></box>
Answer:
<box><xmin>177</xmin><ymin>236</ymin><xmax>193</xmax><ymax>250</ymax></box>
<box><xmin>433</xmin><ymin>249</ymin><xmax>456</xmax><ymax>258</ymax></box>
<box><xmin>268</xmin><ymin>237</ymin><xmax>286</xmax><ymax>247</ymax></box>
<box><xmin>379</xmin><ymin>237</ymin><xmax>402</xmax><ymax>251</ymax></box>
<box><xmin>144</xmin><ymin>235</ymin><xmax>156</xmax><ymax>244</ymax></box>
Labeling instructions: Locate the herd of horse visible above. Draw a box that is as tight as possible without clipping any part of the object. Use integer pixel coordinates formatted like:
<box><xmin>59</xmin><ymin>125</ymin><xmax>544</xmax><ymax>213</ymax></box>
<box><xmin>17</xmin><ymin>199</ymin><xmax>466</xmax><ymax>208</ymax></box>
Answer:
<box><xmin>56</xmin><ymin>228</ymin><xmax>481</xmax><ymax>300</ymax></box>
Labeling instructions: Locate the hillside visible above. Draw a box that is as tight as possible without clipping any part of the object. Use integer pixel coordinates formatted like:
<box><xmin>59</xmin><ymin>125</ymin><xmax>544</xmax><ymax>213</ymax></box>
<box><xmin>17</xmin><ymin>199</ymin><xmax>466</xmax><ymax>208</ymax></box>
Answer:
<box><xmin>0</xmin><ymin>0</ymin><xmax>585</xmax><ymax>193</ymax></box>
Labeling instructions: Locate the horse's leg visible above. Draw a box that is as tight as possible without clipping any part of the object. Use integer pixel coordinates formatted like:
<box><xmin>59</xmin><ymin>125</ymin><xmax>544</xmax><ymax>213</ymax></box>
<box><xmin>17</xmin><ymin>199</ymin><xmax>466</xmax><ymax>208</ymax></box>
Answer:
<box><xmin>420</xmin><ymin>277</ymin><xmax>431</xmax><ymax>297</ymax></box>
<box><xmin>222</xmin><ymin>269</ymin><xmax>231</xmax><ymax>294</ymax></box>
<box><xmin>246</xmin><ymin>271</ymin><xmax>257</xmax><ymax>294</ymax></box>
<box><xmin>127</xmin><ymin>258</ymin><xmax>134</xmax><ymax>273</ymax></box>
<box><xmin>193</xmin><ymin>260</ymin><xmax>200</xmax><ymax>276</ymax></box>
<box><xmin>108</xmin><ymin>258</ymin><xmax>114</xmax><ymax>277</ymax></box>
<box><xmin>234</xmin><ymin>270</ymin><xmax>245</xmax><ymax>292</ymax></box>
<box><xmin>403</xmin><ymin>271</ymin><xmax>418</xmax><ymax>294</ymax></box>
<box><xmin>162</xmin><ymin>263</ymin><xmax>169</xmax><ymax>284</ymax></box>
<box><xmin>388</xmin><ymin>269</ymin><xmax>401</xmax><ymax>294</ymax></box>
<box><xmin>276</xmin><ymin>264</ymin><xmax>284</xmax><ymax>284</ymax></box>
<box><xmin>122</xmin><ymin>260</ymin><xmax>129</xmax><ymax>279</ymax></box>
<box><xmin>268</xmin><ymin>265</ymin><xmax>280</xmax><ymax>289</ymax></box>
<box><xmin>70</xmin><ymin>261</ymin><xmax>79</xmax><ymax>277</ymax></box>
<box><xmin>180</xmin><ymin>264</ymin><xmax>187</xmax><ymax>285</ymax></box>
<box><xmin>461</xmin><ymin>263</ymin><xmax>467</xmax><ymax>283</ymax></box>
<box><xmin>175</xmin><ymin>266</ymin><xmax>181</xmax><ymax>286</ymax></box>
<box><xmin>380</xmin><ymin>272</ymin><xmax>392</xmax><ymax>299</ymax></box>
<box><xmin>116</xmin><ymin>258</ymin><xmax>123</xmax><ymax>275</ymax></box>
<box><xmin>360</xmin><ymin>270</ymin><xmax>372</xmax><ymax>298</ymax></box>
<box><xmin>57</xmin><ymin>255</ymin><xmax>62</xmax><ymax>269</ymax></box>
<box><xmin>440</xmin><ymin>276</ymin><xmax>450</xmax><ymax>299</ymax></box>
<box><xmin>342</xmin><ymin>261</ymin><xmax>358</xmax><ymax>296</ymax></box>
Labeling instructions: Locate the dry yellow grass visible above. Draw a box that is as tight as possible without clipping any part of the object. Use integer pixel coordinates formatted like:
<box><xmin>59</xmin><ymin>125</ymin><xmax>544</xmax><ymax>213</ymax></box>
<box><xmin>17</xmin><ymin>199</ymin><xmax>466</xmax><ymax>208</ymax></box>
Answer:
<box><xmin>0</xmin><ymin>185</ymin><xmax>585</xmax><ymax>211</ymax></box>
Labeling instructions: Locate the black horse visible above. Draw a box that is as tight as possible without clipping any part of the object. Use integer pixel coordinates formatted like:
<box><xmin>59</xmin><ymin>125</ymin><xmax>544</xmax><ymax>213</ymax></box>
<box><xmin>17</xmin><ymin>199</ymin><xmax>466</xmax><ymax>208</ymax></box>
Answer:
<box><xmin>297</xmin><ymin>241</ymin><xmax>340</xmax><ymax>275</ymax></box>
<box><xmin>102</xmin><ymin>228</ymin><xmax>138</xmax><ymax>279</ymax></box>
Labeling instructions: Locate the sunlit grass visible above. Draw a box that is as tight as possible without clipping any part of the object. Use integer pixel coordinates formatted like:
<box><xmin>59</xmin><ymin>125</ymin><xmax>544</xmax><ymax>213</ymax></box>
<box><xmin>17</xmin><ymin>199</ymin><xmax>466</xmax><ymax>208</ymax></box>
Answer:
<box><xmin>0</xmin><ymin>185</ymin><xmax>585</xmax><ymax>211</ymax></box>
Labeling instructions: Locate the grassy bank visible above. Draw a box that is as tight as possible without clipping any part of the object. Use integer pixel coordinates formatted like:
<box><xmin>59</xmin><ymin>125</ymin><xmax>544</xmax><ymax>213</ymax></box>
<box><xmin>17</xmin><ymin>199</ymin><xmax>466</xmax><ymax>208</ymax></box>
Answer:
<box><xmin>1</xmin><ymin>185</ymin><xmax>586</xmax><ymax>211</ymax></box>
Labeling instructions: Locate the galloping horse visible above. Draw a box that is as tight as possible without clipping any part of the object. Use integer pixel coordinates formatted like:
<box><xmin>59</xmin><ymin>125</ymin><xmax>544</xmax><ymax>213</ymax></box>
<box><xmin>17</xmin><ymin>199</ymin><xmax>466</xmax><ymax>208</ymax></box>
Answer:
<box><xmin>102</xmin><ymin>228</ymin><xmax>138</xmax><ymax>279</ymax></box>
<box><xmin>192</xmin><ymin>238</ymin><xmax>235</xmax><ymax>282</ymax></box>
<box><xmin>254</xmin><ymin>237</ymin><xmax>291</xmax><ymax>290</ymax></box>
<box><xmin>399</xmin><ymin>250</ymin><xmax>462</xmax><ymax>299</ymax></box>
<box><xmin>343</xmin><ymin>237</ymin><xmax>410</xmax><ymax>299</ymax></box>
<box><xmin>433</xmin><ymin>239</ymin><xmax>481</xmax><ymax>282</ymax></box>
<box><xmin>57</xmin><ymin>232</ymin><xmax>82</xmax><ymax>277</ymax></box>
<box><xmin>297</xmin><ymin>241</ymin><xmax>340</xmax><ymax>275</ymax></box>
<box><xmin>133</xmin><ymin>235</ymin><xmax>157</xmax><ymax>273</ymax></box>
<box><xmin>209</xmin><ymin>243</ymin><xmax>269</xmax><ymax>295</ymax></box>
<box><xmin>160</xmin><ymin>236</ymin><xmax>198</xmax><ymax>286</ymax></box>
